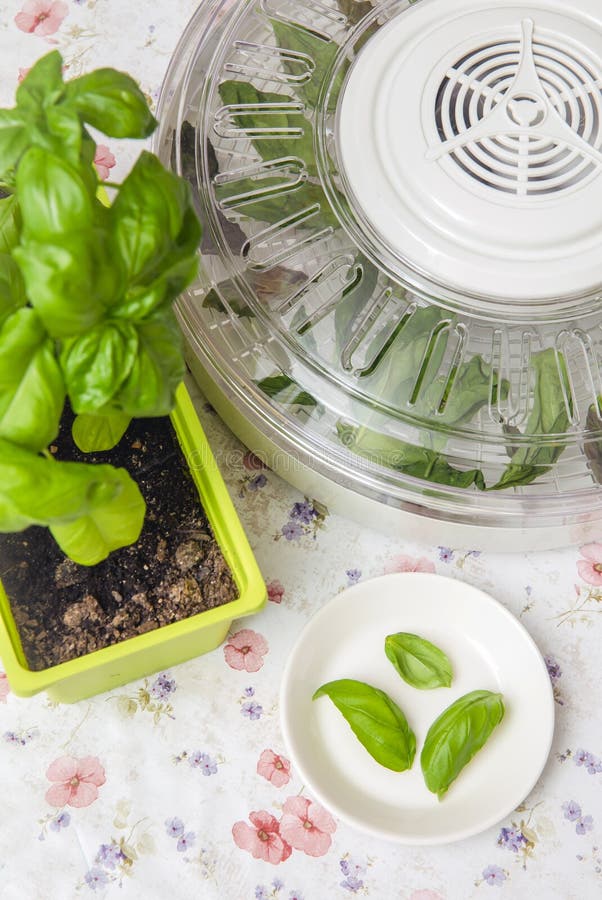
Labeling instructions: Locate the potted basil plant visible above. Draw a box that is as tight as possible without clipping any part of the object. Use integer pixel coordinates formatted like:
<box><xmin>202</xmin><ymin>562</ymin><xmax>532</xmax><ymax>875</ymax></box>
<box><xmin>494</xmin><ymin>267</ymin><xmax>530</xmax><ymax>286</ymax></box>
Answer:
<box><xmin>0</xmin><ymin>52</ymin><xmax>265</xmax><ymax>702</ymax></box>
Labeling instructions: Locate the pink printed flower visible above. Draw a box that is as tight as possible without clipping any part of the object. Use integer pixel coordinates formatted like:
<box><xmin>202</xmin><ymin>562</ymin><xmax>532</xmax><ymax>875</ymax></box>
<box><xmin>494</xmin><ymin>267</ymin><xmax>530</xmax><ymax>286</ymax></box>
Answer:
<box><xmin>279</xmin><ymin>796</ymin><xmax>336</xmax><ymax>857</ymax></box>
<box><xmin>93</xmin><ymin>145</ymin><xmax>116</xmax><ymax>181</ymax></box>
<box><xmin>0</xmin><ymin>673</ymin><xmax>10</xmax><ymax>703</ymax></box>
<box><xmin>15</xmin><ymin>0</ymin><xmax>68</xmax><ymax>36</ymax></box>
<box><xmin>267</xmin><ymin>580</ymin><xmax>285</xmax><ymax>604</ymax></box>
<box><xmin>257</xmin><ymin>749</ymin><xmax>291</xmax><ymax>788</ymax></box>
<box><xmin>384</xmin><ymin>554</ymin><xmax>436</xmax><ymax>575</ymax></box>
<box><xmin>243</xmin><ymin>451</ymin><xmax>267</xmax><ymax>471</ymax></box>
<box><xmin>45</xmin><ymin>756</ymin><xmax>106</xmax><ymax>808</ymax></box>
<box><xmin>576</xmin><ymin>543</ymin><xmax>602</xmax><ymax>585</ymax></box>
<box><xmin>223</xmin><ymin>628</ymin><xmax>268</xmax><ymax>672</ymax></box>
<box><xmin>232</xmin><ymin>810</ymin><xmax>292</xmax><ymax>864</ymax></box>
<box><xmin>410</xmin><ymin>892</ymin><xmax>445</xmax><ymax>900</ymax></box>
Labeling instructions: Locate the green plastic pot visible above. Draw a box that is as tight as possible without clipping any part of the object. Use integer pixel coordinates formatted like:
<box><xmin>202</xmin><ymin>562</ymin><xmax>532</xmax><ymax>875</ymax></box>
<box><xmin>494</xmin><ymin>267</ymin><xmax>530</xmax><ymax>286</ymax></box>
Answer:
<box><xmin>0</xmin><ymin>381</ymin><xmax>266</xmax><ymax>702</ymax></box>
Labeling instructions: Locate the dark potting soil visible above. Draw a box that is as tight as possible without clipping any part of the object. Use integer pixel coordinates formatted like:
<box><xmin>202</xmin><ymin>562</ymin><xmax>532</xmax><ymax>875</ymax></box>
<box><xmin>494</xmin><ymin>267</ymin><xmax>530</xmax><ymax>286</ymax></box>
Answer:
<box><xmin>0</xmin><ymin>409</ymin><xmax>238</xmax><ymax>670</ymax></box>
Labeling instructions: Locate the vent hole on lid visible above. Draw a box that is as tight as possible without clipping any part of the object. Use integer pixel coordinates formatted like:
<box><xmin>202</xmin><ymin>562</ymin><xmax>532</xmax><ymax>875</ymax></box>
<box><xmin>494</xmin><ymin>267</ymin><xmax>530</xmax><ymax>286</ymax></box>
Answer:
<box><xmin>435</xmin><ymin>76</ymin><xmax>450</xmax><ymax>141</ymax></box>
<box><xmin>451</xmin><ymin>151</ymin><xmax>518</xmax><ymax>193</ymax></box>
<box><xmin>449</xmin><ymin>82</ymin><xmax>463</xmax><ymax>136</ymax></box>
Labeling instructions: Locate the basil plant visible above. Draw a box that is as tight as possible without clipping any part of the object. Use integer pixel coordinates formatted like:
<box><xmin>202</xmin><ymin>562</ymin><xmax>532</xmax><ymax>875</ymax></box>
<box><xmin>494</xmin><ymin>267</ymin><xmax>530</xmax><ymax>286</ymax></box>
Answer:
<box><xmin>0</xmin><ymin>52</ymin><xmax>201</xmax><ymax>565</ymax></box>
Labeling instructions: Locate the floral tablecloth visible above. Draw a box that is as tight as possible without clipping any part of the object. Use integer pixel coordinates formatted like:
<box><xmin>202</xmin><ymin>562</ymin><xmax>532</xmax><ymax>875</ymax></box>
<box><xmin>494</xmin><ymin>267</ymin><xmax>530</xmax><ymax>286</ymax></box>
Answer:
<box><xmin>1</xmin><ymin>2</ymin><xmax>601</xmax><ymax>899</ymax></box>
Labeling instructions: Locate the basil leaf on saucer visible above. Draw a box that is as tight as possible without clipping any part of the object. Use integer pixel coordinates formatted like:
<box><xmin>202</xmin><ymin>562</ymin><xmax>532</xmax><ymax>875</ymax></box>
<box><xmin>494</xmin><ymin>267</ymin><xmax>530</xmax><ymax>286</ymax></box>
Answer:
<box><xmin>313</xmin><ymin>678</ymin><xmax>416</xmax><ymax>771</ymax></box>
<box><xmin>385</xmin><ymin>632</ymin><xmax>453</xmax><ymax>689</ymax></box>
<box><xmin>421</xmin><ymin>690</ymin><xmax>505</xmax><ymax>799</ymax></box>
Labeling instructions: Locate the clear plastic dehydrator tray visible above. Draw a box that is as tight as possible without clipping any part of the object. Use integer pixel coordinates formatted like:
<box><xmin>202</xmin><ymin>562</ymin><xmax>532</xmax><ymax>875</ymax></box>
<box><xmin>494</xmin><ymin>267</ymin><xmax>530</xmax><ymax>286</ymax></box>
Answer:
<box><xmin>155</xmin><ymin>0</ymin><xmax>602</xmax><ymax>549</ymax></box>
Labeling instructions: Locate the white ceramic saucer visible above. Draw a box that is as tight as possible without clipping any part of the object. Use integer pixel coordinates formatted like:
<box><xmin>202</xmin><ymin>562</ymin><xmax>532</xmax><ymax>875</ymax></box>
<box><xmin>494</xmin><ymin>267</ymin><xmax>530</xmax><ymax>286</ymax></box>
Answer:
<box><xmin>280</xmin><ymin>572</ymin><xmax>554</xmax><ymax>845</ymax></box>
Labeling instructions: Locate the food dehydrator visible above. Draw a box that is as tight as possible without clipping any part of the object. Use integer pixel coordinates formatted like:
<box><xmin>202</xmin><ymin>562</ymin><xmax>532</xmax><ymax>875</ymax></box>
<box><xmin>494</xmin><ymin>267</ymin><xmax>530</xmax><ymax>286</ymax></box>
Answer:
<box><xmin>156</xmin><ymin>0</ymin><xmax>602</xmax><ymax>550</ymax></box>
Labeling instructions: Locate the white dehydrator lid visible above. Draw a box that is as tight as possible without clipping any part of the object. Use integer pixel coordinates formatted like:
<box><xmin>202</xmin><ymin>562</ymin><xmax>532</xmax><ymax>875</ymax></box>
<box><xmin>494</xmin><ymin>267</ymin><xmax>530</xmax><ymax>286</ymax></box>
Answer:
<box><xmin>338</xmin><ymin>0</ymin><xmax>602</xmax><ymax>304</ymax></box>
<box><xmin>155</xmin><ymin>0</ymin><xmax>602</xmax><ymax>543</ymax></box>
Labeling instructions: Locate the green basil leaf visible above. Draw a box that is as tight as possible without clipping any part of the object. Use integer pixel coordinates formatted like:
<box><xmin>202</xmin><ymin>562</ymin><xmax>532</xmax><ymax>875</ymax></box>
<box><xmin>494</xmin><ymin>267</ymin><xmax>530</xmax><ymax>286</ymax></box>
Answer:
<box><xmin>360</xmin><ymin>306</ymin><xmax>450</xmax><ymax>388</ymax></box>
<box><xmin>417</xmin><ymin>356</ymin><xmax>509</xmax><ymax>430</ymax></box>
<box><xmin>203</xmin><ymin>287</ymin><xmax>253</xmax><ymax>319</ymax></box>
<box><xmin>13</xmin><ymin>233</ymin><xmax>113</xmax><ymax>337</ymax></box>
<box><xmin>0</xmin><ymin>195</ymin><xmax>21</xmax><ymax>253</ymax></box>
<box><xmin>270</xmin><ymin>21</ymin><xmax>345</xmax><ymax>110</ymax></box>
<box><xmin>0</xmin><ymin>109</ymin><xmax>30</xmax><ymax>179</ymax></box>
<box><xmin>110</xmin><ymin>151</ymin><xmax>197</xmax><ymax>284</ymax></box>
<box><xmin>158</xmin><ymin>206</ymin><xmax>201</xmax><ymax>289</ymax></box>
<box><xmin>61</xmin><ymin>320</ymin><xmax>139</xmax><ymax>413</ymax></box>
<box><xmin>50</xmin><ymin>466</ymin><xmax>145</xmax><ymax>565</ymax></box>
<box><xmin>16</xmin><ymin>147</ymin><xmax>93</xmax><ymax>241</ymax></box>
<box><xmin>337</xmin><ymin>0</ymin><xmax>374</xmax><ymax>26</ymax></box>
<box><xmin>0</xmin><ymin>253</ymin><xmax>26</xmax><ymax>327</ymax></box>
<box><xmin>214</xmin><ymin>173</ymin><xmax>339</xmax><ymax>229</ymax></box>
<box><xmin>491</xmin><ymin>349</ymin><xmax>571</xmax><ymax>490</ymax></box>
<box><xmin>43</xmin><ymin>106</ymin><xmax>82</xmax><ymax>166</ymax></box>
<box><xmin>421</xmin><ymin>690</ymin><xmax>505</xmax><ymax>799</ymax></box>
<box><xmin>0</xmin><ymin>437</ymin><xmax>144</xmax><ymax>556</ymax></box>
<box><xmin>0</xmin><ymin>308</ymin><xmax>64</xmax><ymax>451</ymax></box>
<box><xmin>16</xmin><ymin>51</ymin><xmax>64</xmax><ymax>112</ymax></box>
<box><xmin>334</xmin><ymin>256</ymin><xmax>380</xmax><ymax>351</ymax></box>
<box><xmin>337</xmin><ymin>421</ymin><xmax>486</xmax><ymax>490</ymax></box>
<box><xmin>72</xmin><ymin>411</ymin><xmax>131</xmax><ymax>453</ymax></box>
<box><xmin>313</xmin><ymin>678</ymin><xmax>416</xmax><ymax>771</ymax></box>
<box><xmin>63</xmin><ymin>68</ymin><xmax>156</xmax><ymax>139</ymax></box>
<box><xmin>111</xmin><ymin>210</ymin><xmax>200</xmax><ymax>321</ymax></box>
<box><xmin>114</xmin><ymin>310</ymin><xmax>185</xmax><ymax>417</ymax></box>
<box><xmin>112</xmin><ymin>279</ymin><xmax>168</xmax><ymax>322</ymax></box>
<box><xmin>385</xmin><ymin>633</ymin><xmax>453</xmax><ymax>689</ymax></box>
<box><xmin>218</xmin><ymin>81</ymin><xmax>318</xmax><ymax>176</ymax></box>
<box><xmin>257</xmin><ymin>374</ymin><xmax>317</xmax><ymax>408</ymax></box>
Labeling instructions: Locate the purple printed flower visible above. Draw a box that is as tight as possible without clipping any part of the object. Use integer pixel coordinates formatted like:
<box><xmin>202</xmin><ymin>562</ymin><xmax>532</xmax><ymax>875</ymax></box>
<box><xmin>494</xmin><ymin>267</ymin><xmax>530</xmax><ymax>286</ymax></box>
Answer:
<box><xmin>562</xmin><ymin>800</ymin><xmax>582</xmax><ymax>821</ymax></box>
<box><xmin>272</xmin><ymin>879</ymin><xmax>285</xmax><ymax>892</ymax></box>
<box><xmin>189</xmin><ymin>751</ymin><xmax>217</xmax><ymax>776</ymax></box>
<box><xmin>346</xmin><ymin>569</ymin><xmax>361</xmax><ymax>584</ymax></box>
<box><xmin>482</xmin><ymin>865</ymin><xmax>506</xmax><ymax>886</ymax></box>
<box><xmin>576</xmin><ymin>815</ymin><xmax>594</xmax><ymax>835</ymax></box>
<box><xmin>341</xmin><ymin>875</ymin><xmax>364</xmax><ymax>892</ymax></box>
<box><xmin>165</xmin><ymin>817</ymin><xmax>185</xmax><ymax>838</ymax></box>
<box><xmin>545</xmin><ymin>656</ymin><xmax>562</xmax><ymax>681</ymax></box>
<box><xmin>84</xmin><ymin>868</ymin><xmax>109</xmax><ymax>890</ymax></box>
<box><xmin>95</xmin><ymin>843</ymin><xmax>124</xmax><ymax>869</ymax></box>
<box><xmin>151</xmin><ymin>672</ymin><xmax>176</xmax><ymax>700</ymax></box>
<box><xmin>177</xmin><ymin>831</ymin><xmax>195</xmax><ymax>852</ymax></box>
<box><xmin>281</xmin><ymin>521</ymin><xmax>303</xmax><ymax>541</ymax></box>
<box><xmin>498</xmin><ymin>827</ymin><xmax>527</xmax><ymax>852</ymax></box>
<box><xmin>49</xmin><ymin>811</ymin><xmax>70</xmax><ymax>831</ymax></box>
<box><xmin>289</xmin><ymin>893</ymin><xmax>304</xmax><ymax>900</ymax></box>
<box><xmin>587</xmin><ymin>757</ymin><xmax>599</xmax><ymax>774</ymax></box>
<box><xmin>4</xmin><ymin>731</ymin><xmax>19</xmax><ymax>744</ymax></box>
<box><xmin>241</xmin><ymin>700</ymin><xmax>263</xmax><ymax>720</ymax></box>
<box><xmin>244</xmin><ymin>686</ymin><xmax>255</xmax><ymax>697</ymax></box>
<box><xmin>248</xmin><ymin>474</ymin><xmax>267</xmax><ymax>491</ymax></box>
<box><xmin>438</xmin><ymin>546</ymin><xmax>454</xmax><ymax>562</ymax></box>
<box><xmin>290</xmin><ymin>500</ymin><xmax>316</xmax><ymax>524</ymax></box>
<box><xmin>575</xmin><ymin>749</ymin><xmax>590</xmax><ymax>766</ymax></box>
<box><xmin>581</xmin><ymin>752</ymin><xmax>602</xmax><ymax>774</ymax></box>
<box><xmin>255</xmin><ymin>889</ymin><xmax>269</xmax><ymax>900</ymax></box>
<box><xmin>339</xmin><ymin>857</ymin><xmax>365</xmax><ymax>891</ymax></box>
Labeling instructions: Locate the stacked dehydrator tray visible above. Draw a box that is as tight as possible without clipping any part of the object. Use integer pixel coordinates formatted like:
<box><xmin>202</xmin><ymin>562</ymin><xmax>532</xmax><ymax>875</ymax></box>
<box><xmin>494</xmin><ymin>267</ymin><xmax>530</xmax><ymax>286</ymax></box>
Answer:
<box><xmin>156</xmin><ymin>0</ymin><xmax>602</xmax><ymax>550</ymax></box>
